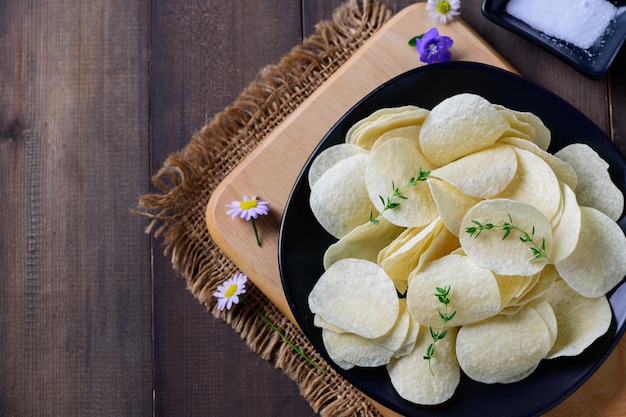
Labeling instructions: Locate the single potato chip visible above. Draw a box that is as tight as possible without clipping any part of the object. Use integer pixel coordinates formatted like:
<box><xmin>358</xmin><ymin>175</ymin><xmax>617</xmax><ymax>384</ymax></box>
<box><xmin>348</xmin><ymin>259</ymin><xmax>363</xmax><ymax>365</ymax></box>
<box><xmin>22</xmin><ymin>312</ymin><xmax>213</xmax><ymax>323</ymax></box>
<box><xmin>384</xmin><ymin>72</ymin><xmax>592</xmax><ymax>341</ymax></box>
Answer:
<box><xmin>430</xmin><ymin>144</ymin><xmax>517</xmax><ymax>198</ymax></box>
<box><xmin>419</xmin><ymin>93</ymin><xmax>509</xmax><ymax>166</ymax></box>
<box><xmin>456</xmin><ymin>305</ymin><xmax>552</xmax><ymax>384</ymax></box>
<box><xmin>460</xmin><ymin>199</ymin><xmax>553</xmax><ymax>276</ymax></box>
<box><xmin>308</xmin><ymin>259</ymin><xmax>399</xmax><ymax>339</ymax></box>
<box><xmin>308</xmin><ymin>143</ymin><xmax>367</xmax><ymax>188</ymax></box>
<box><xmin>495</xmin><ymin>147</ymin><xmax>562</xmax><ymax>222</ymax></box>
<box><xmin>365</xmin><ymin>137</ymin><xmax>437</xmax><ymax>228</ymax></box>
<box><xmin>310</xmin><ymin>154</ymin><xmax>375</xmax><ymax>239</ymax></box>
<box><xmin>427</xmin><ymin>177</ymin><xmax>482</xmax><ymax>236</ymax></box>
<box><xmin>541</xmin><ymin>279</ymin><xmax>612</xmax><ymax>359</ymax></box>
<box><xmin>387</xmin><ymin>326</ymin><xmax>460</xmax><ymax>405</ymax></box>
<box><xmin>322</xmin><ymin>328</ymin><xmax>394</xmax><ymax>369</ymax></box>
<box><xmin>555</xmin><ymin>206</ymin><xmax>626</xmax><ymax>297</ymax></box>
<box><xmin>406</xmin><ymin>254</ymin><xmax>501</xmax><ymax>328</ymax></box>
<box><xmin>555</xmin><ymin>143</ymin><xmax>624</xmax><ymax>221</ymax></box>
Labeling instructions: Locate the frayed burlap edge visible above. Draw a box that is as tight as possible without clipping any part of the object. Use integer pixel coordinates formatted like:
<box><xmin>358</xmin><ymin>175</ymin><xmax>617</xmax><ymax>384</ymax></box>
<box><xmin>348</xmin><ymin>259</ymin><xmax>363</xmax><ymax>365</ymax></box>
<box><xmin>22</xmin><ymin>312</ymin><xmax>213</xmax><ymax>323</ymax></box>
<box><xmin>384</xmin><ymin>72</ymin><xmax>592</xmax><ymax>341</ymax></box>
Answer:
<box><xmin>136</xmin><ymin>1</ymin><xmax>393</xmax><ymax>416</ymax></box>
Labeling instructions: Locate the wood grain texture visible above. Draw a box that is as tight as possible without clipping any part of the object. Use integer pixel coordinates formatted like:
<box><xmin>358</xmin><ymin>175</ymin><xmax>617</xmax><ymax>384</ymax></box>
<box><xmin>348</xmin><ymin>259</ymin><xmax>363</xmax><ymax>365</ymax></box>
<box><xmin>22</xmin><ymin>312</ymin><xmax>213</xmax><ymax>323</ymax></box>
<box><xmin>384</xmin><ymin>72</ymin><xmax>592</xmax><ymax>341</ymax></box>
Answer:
<box><xmin>0</xmin><ymin>0</ymin><xmax>152</xmax><ymax>415</ymax></box>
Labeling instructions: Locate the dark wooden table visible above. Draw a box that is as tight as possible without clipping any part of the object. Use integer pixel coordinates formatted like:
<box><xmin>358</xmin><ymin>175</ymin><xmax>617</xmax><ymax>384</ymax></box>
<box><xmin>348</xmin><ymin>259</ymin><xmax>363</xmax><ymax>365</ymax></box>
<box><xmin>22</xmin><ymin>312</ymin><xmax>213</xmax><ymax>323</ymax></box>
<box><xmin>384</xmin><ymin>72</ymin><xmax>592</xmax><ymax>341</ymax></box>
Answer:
<box><xmin>1</xmin><ymin>1</ymin><xmax>625</xmax><ymax>416</ymax></box>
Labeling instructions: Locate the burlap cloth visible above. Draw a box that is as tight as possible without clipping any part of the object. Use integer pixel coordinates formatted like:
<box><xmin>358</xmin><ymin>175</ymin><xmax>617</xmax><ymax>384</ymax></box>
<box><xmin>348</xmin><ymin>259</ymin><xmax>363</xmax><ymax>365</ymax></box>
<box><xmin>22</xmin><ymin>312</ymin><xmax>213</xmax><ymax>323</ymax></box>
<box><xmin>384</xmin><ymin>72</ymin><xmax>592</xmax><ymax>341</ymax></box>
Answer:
<box><xmin>137</xmin><ymin>1</ymin><xmax>394</xmax><ymax>415</ymax></box>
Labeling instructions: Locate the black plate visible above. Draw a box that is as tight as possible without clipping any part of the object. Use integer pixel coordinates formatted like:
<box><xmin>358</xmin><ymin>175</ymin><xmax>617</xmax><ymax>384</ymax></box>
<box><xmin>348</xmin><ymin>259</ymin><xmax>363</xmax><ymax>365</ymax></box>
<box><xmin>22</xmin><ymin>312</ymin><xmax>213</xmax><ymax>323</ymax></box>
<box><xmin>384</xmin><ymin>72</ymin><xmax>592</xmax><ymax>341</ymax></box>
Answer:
<box><xmin>482</xmin><ymin>0</ymin><xmax>626</xmax><ymax>79</ymax></box>
<box><xmin>279</xmin><ymin>62</ymin><xmax>626</xmax><ymax>417</ymax></box>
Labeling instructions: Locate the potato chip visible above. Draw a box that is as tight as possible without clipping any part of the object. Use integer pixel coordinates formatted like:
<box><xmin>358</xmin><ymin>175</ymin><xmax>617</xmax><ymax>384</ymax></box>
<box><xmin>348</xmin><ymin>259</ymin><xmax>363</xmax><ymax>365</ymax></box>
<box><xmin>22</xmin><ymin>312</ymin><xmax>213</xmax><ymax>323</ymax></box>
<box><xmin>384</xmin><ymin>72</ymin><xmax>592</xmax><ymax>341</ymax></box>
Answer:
<box><xmin>365</xmin><ymin>137</ymin><xmax>437</xmax><ymax>227</ymax></box>
<box><xmin>550</xmin><ymin>182</ymin><xmax>581</xmax><ymax>263</ymax></box>
<box><xmin>308</xmin><ymin>143</ymin><xmax>367</xmax><ymax>188</ymax></box>
<box><xmin>495</xmin><ymin>105</ymin><xmax>552</xmax><ymax>150</ymax></box>
<box><xmin>541</xmin><ymin>279</ymin><xmax>612</xmax><ymax>359</ymax></box>
<box><xmin>430</xmin><ymin>144</ymin><xmax>517</xmax><ymax>198</ymax></box>
<box><xmin>406</xmin><ymin>254</ymin><xmax>501</xmax><ymax>328</ymax></box>
<box><xmin>510</xmin><ymin>265</ymin><xmax>558</xmax><ymax>308</ymax></box>
<box><xmin>494</xmin><ymin>273</ymin><xmax>528</xmax><ymax>309</ymax></box>
<box><xmin>460</xmin><ymin>199</ymin><xmax>553</xmax><ymax>276</ymax></box>
<box><xmin>497</xmin><ymin>108</ymin><xmax>536</xmax><ymax>142</ymax></box>
<box><xmin>413</xmin><ymin>223</ymin><xmax>461</xmax><ymax>278</ymax></box>
<box><xmin>387</xmin><ymin>326</ymin><xmax>460</xmax><ymax>405</ymax></box>
<box><xmin>323</xmin><ymin>217</ymin><xmax>404</xmax><ymax>269</ymax></box>
<box><xmin>310</xmin><ymin>154</ymin><xmax>375</xmax><ymax>239</ymax></box>
<box><xmin>322</xmin><ymin>328</ymin><xmax>394</xmax><ymax>369</ymax></box>
<box><xmin>308</xmin><ymin>258</ymin><xmax>399</xmax><ymax>339</ymax></box>
<box><xmin>495</xmin><ymin>147</ymin><xmax>562</xmax><ymax>222</ymax></box>
<box><xmin>499</xmin><ymin>136</ymin><xmax>577</xmax><ymax>191</ymax></box>
<box><xmin>427</xmin><ymin>177</ymin><xmax>482</xmax><ymax>236</ymax></box>
<box><xmin>377</xmin><ymin>226</ymin><xmax>423</xmax><ymax>264</ymax></box>
<box><xmin>419</xmin><ymin>93</ymin><xmax>509</xmax><ymax>167</ymax></box>
<box><xmin>372</xmin><ymin>299</ymin><xmax>412</xmax><ymax>352</ymax></box>
<box><xmin>346</xmin><ymin>105</ymin><xmax>418</xmax><ymax>142</ymax></box>
<box><xmin>380</xmin><ymin>217</ymin><xmax>446</xmax><ymax>294</ymax></box>
<box><xmin>314</xmin><ymin>313</ymin><xmax>346</xmax><ymax>334</ymax></box>
<box><xmin>497</xmin><ymin>363</ymin><xmax>539</xmax><ymax>384</ymax></box>
<box><xmin>555</xmin><ymin>143</ymin><xmax>624</xmax><ymax>221</ymax></box>
<box><xmin>347</xmin><ymin>106</ymin><xmax>429</xmax><ymax>150</ymax></box>
<box><xmin>529</xmin><ymin>299</ymin><xmax>558</xmax><ymax>348</ymax></box>
<box><xmin>555</xmin><ymin>206</ymin><xmax>626</xmax><ymax>297</ymax></box>
<box><xmin>372</xmin><ymin>125</ymin><xmax>422</xmax><ymax>151</ymax></box>
<box><xmin>392</xmin><ymin>315</ymin><xmax>421</xmax><ymax>358</ymax></box>
<box><xmin>456</xmin><ymin>305</ymin><xmax>552</xmax><ymax>384</ymax></box>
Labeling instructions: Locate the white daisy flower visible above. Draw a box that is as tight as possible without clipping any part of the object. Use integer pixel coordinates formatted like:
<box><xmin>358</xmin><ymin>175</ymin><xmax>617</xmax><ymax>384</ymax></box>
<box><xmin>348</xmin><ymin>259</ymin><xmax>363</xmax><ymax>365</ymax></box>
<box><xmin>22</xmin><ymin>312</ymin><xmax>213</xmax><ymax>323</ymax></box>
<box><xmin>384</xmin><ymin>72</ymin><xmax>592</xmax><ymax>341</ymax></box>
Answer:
<box><xmin>426</xmin><ymin>0</ymin><xmax>461</xmax><ymax>24</ymax></box>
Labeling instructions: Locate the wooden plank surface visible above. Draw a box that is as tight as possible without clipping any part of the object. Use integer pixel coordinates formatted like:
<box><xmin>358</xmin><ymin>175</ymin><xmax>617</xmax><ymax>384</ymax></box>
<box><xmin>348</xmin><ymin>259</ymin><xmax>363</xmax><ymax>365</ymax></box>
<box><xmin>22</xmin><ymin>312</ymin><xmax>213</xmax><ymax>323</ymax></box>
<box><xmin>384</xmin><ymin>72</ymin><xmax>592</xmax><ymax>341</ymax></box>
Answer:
<box><xmin>1</xmin><ymin>0</ymin><xmax>625</xmax><ymax>416</ymax></box>
<box><xmin>0</xmin><ymin>0</ymin><xmax>152</xmax><ymax>415</ymax></box>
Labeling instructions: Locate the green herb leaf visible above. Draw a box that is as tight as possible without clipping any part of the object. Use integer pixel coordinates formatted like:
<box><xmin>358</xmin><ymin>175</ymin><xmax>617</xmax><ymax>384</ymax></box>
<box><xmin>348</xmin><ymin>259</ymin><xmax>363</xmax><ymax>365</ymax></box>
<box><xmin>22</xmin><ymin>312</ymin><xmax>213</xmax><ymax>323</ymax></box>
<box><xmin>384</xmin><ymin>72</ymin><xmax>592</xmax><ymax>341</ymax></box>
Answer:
<box><xmin>424</xmin><ymin>285</ymin><xmax>456</xmax><ymax>375</ymax></box>
<box><xmin>370</xmin><ymin>168</ymin><xmax>430</xmax><ymax>225</ymax></box>
<box><xmin>465</xmin><ymin>214</ymin><xmax>551</xmax><ymax>263</ymax></box>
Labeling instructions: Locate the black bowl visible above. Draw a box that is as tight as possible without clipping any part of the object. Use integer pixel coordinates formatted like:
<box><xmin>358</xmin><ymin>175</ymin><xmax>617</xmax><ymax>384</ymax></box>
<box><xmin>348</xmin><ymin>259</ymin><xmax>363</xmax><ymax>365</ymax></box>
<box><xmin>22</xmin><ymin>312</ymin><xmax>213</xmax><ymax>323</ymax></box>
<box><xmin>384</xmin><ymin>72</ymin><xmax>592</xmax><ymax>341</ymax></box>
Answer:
<box><xmin>279</xmin><ymin>62</ymin><xmax>626</xmax><ymax>417</ymax></box>
<box><xmin>482</xmin><ymin>0</ymin><xmax>626</xmax><ymax>79</ymax></box>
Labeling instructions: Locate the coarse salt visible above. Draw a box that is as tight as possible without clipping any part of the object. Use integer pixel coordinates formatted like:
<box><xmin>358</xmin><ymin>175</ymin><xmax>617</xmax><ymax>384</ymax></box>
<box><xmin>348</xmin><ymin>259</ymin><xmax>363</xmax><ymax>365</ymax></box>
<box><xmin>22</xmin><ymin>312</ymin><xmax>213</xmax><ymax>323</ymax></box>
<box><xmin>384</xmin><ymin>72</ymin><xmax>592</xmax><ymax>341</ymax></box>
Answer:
<box><xmin>506</xmin><ymin>0</ymin><xmax>617</xmax><ymax>50</ymax></box>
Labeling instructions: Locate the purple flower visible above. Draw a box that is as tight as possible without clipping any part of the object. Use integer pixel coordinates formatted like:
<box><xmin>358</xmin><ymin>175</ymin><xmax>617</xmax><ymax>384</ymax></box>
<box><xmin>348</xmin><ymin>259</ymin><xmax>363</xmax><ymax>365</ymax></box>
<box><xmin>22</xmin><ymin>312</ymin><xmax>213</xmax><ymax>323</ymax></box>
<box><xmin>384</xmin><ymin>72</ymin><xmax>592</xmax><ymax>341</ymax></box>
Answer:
<box><xmin>415</xmin><ymin>28</ymin><xmax>453</xmax><ymax>64</ymax></box>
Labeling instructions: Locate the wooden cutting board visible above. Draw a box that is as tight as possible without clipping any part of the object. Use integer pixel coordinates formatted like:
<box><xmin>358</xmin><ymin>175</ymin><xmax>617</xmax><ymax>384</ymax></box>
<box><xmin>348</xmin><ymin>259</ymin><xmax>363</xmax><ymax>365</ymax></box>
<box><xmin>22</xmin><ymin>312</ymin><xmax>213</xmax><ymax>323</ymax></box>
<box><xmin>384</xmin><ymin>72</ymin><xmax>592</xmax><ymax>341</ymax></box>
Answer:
<box><xmin>205</xmin><ymin>2</ymin><xmax>514</xmax><ymax>322</ymax></box>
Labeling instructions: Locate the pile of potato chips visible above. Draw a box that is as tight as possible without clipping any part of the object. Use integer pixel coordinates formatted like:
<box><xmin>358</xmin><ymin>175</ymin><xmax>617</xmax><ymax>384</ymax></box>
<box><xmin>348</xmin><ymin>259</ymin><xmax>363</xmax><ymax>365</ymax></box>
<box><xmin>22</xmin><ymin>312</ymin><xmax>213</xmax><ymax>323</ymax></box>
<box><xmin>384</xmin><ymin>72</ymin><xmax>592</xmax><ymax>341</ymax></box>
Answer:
<box><xmin>307</xmin><ymin>93</ymin><xmax>626</xmax><ymax>405</ymax></box>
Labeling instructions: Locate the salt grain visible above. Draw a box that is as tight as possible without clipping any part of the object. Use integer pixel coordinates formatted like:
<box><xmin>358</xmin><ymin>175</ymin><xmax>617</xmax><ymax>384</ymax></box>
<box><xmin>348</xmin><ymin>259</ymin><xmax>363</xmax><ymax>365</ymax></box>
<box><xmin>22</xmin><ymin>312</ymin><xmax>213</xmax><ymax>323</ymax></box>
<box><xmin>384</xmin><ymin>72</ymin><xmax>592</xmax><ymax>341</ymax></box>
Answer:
<box><xmin>506</xmin><ymin>0</ymin><xmax>617</xmax><ymax>50</ymax></box>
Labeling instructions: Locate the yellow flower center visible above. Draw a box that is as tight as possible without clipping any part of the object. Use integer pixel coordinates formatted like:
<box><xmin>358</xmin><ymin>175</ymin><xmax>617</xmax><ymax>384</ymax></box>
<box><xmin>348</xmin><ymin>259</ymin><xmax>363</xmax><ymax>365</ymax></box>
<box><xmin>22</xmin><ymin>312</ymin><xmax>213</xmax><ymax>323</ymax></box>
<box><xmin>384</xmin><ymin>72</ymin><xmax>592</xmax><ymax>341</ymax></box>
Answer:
<box><xmin>239</xmin><ymin>199</ymin><xmax>258</xmax><ymax>210</ymax></box>
<box><xmin>437</xmin><ymin>0</ymin><xmax>451</xmax><ymax>14</ymax></box>
<box><xmin>223</xmin><ymin>284</ymin><xmax>239</xmax><ymax>298</ymax></box>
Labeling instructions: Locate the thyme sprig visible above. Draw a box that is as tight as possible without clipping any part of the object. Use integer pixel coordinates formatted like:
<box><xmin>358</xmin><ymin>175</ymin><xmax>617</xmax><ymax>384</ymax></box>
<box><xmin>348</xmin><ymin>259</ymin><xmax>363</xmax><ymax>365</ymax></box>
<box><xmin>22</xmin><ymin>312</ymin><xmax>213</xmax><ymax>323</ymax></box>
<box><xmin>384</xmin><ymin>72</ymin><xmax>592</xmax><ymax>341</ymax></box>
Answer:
<box><xmin>424</xmin><ymin>286</ymin><xmax>456</xmax><ymax>375</ymax></box>
<box><xmin>465</xmin><ymin>213</ymin><xmax>551</xmax><ymax>262</ymax></box>
<box><xmin>369</xmin><ymin>168</ymin><xmax>430</xmax><ymax>225</ymax></box>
